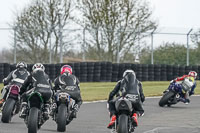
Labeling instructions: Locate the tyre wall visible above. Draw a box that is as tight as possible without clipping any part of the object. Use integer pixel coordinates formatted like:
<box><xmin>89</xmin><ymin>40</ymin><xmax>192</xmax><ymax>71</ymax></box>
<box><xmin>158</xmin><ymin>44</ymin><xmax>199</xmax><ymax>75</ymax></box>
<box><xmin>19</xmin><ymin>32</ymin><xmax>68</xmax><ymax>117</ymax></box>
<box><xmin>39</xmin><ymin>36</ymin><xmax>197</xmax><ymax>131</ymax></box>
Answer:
<box><xmin>0</xmin><ymin>63</ymin><xmax>199</xmax><ymax>83</ymax></box>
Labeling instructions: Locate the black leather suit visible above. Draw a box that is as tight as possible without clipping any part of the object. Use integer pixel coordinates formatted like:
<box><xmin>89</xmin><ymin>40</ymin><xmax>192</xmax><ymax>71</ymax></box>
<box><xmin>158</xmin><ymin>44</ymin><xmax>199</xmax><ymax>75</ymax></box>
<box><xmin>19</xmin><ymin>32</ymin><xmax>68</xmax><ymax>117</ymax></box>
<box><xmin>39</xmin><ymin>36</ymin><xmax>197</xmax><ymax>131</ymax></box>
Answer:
<box><xmin>20</xmin><ymin>69</ymin><xmax>53</xmax><ymax>103</ymax></box>
<box><xmin>108</xmin><ymin>73</ymin><xmax>145</xmax><ymax>116</ymax></box>
<box><xmin>2</xmin><ymin>68</ymin><xmax>30</xmax><ymax>99</ymax></box>
<box><xmin>53</xmin><ymin>72</ymin><xmax>82</xmax><ymax>108</ymax></box>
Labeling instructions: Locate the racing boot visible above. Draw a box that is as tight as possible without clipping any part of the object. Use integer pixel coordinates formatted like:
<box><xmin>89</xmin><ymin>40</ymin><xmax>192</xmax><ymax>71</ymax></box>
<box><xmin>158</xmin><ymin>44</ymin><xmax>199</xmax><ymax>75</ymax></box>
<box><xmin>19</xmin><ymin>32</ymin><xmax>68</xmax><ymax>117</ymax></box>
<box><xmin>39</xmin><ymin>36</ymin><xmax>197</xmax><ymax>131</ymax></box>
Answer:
<box><xmin>178</xmin><ymin>97</ymin><xmax>190</xmax><ymax>104</ymax></box>
<box><xmin>19</xmin><ymin>102</ymin><xmax>28</xmax><ymax>119</ymax></box>
<box><xmin>0</xmin><ymin>99</ymin><xmax>5</xmax><ymax>107</ymax></box>
<box><xmin>107</xmin><ymin>115</ymin><xmax>116</xmax><ymax>129</ymax></box>
<box><xmin>43</xmin><ymin>104</ymin><xmax>50</xmax><ymax>120</ymax></box>
<box><xmin>132</xmin><ymin>113</ymin><xmax>138</xmax><ymax>127</ymax></box>
<box><xmin>71</xmin><ymin>104</ymin><xmax>79</xmax><ymax>119</ymax></box>
<box><xmin>71</xmin><ymin>110</ymin><xmax>77</xmax><ymax>119</ymax></box>
<box><xmin>50</xmin><ymin>103</ymin><xmax>57</xmax><ymax>117</ymax></box>
<box><xmin>184</xmin><ymin>99</ymin><xmax>190</xmax><ymax>104</ymax></box>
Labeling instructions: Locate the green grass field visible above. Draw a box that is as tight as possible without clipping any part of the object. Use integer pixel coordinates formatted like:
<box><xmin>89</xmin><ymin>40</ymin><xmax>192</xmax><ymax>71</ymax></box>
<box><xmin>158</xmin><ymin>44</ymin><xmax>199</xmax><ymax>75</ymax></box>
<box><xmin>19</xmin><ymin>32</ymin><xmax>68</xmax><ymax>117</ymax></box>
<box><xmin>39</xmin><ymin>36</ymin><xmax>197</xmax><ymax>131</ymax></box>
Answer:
<box><xmin>1</xmin><ymin>81</ymin><xmax>200</xmax><ymax>101</ymax></box>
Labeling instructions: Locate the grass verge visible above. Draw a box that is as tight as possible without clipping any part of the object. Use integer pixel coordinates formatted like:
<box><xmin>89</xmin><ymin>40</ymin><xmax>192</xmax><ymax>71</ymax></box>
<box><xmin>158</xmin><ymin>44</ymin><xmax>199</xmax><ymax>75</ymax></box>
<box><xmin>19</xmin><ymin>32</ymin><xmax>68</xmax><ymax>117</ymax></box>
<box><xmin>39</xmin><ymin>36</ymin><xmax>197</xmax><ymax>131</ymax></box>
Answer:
<box><xmin>0</xmin><ymin>81</ymin><xmax>200</xmax><ymax>101</ymax></box>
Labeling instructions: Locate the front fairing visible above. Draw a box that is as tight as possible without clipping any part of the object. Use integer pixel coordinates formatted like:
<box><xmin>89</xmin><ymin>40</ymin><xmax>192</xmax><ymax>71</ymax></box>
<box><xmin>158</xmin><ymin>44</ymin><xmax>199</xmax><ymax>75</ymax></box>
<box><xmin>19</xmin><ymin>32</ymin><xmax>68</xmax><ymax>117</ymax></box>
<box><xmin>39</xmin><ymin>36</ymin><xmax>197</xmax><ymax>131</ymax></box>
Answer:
<box><xmin>167</xmin><ymin>83</ymin><xmax>186</xmax><ymax>101</ymax></box>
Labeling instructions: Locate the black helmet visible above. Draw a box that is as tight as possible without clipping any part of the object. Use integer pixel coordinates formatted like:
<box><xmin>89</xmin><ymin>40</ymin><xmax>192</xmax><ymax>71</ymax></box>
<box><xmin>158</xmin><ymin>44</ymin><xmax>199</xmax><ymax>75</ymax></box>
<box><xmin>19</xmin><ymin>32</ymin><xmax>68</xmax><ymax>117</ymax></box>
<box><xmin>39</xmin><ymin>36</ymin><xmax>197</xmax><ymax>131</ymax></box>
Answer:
<box><xmin>16</xmin><ymin>61</ymin><xmax>27</xmax><ymax>69</ymax></box>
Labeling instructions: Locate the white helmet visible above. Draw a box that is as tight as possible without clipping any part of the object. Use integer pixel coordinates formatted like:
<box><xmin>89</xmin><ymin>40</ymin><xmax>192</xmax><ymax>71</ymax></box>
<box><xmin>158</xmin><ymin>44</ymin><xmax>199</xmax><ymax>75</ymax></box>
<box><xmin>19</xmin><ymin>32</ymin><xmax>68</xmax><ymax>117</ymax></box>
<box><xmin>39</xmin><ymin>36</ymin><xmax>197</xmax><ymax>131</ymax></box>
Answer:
<box><xmin>123</xmin><ymin>69</ymin><xmax>135</xmax><ymax>77</ymax></box>
<box><xmin>16</xmin><ymin>61</ymin><xmax>27</xmax><ymax>69</ymax></box>
<box><xmin>188</xmin><ymin>71</ymin><xmax>197</xmax><ymax>79</ymax></box>
<box><xmin>32</xmin><ymin>63</ymin><xmax>45</xmax><ymax>71</ymax></box>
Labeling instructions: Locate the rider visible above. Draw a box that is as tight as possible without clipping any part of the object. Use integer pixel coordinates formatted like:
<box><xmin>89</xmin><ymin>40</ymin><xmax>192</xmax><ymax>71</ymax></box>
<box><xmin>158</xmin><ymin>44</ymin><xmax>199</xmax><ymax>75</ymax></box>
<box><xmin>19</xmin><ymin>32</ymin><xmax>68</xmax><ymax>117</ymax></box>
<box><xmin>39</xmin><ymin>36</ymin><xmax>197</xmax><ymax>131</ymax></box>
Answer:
<box><xmin>53</xmin><ymin>65</ymin><xmax>82</xmax><ymax>119</ymax></box>
<box><xmin>107</xmin><ymin>69</ymin><xmax>145</xmax><ymax>129</ymax></box>
<box><xmin>170</xmin><ymin>71</ymin><xmax>197</xmax><ymax>104</ymax></box>
<box><xmin>19</xmin><ymin>63</ymin><xmax>53</xmax><ymax>120</ymax></box>
<box><xmin>0</xmin><ymin>62</ymin><xmax>30</xmax><ymax>107</ymax></box>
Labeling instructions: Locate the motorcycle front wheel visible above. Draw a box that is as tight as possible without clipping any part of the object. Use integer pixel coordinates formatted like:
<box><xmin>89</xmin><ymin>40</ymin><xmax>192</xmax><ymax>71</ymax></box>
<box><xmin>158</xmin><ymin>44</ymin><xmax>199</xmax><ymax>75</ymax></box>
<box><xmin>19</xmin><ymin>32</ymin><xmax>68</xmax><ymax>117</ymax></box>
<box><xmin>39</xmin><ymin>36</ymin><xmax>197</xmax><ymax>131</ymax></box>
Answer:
<box><xmin>159</xmin><ymin>90</ymin><xmax>175</xmax><ymax>107</ymax></box>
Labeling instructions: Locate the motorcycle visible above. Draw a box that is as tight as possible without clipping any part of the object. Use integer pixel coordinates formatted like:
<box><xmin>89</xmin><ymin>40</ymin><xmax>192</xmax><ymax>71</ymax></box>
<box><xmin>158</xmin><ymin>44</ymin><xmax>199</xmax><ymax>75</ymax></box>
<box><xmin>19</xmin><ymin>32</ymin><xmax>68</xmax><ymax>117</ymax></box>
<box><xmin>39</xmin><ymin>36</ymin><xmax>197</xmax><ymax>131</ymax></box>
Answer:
<box><xmin>159</xmin><ymin>77</ymin><xmax>194</xmax><ymax>107</ymax></box>
<box><xmin>23</xmin><ymin>90</ymin><xmax>47</xmax><ymax>133</ymax></box>
<box><xmin>111</xmin><ymin>94</ymin><xmax>138</xmax><ymax>133</ymax></box>
<box><xmin>51</xmin><ymin>90</ymin><xmax>76</xmax><ymax>132</ymax></box>
<box><xmin>1</xmin><ymin>79</ymin><xmax>22</xmax><ymax>123</ymax></box>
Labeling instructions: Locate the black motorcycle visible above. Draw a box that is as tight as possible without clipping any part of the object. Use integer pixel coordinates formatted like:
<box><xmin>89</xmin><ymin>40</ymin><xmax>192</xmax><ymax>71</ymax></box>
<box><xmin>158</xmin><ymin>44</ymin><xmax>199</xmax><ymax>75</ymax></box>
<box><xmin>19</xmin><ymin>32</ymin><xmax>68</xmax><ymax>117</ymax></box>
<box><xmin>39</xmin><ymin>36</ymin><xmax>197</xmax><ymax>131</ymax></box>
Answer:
<box><xmin>23</xmin><ymin>90</ymin><xmax>47</xmax><ymax>133</ymax></box>
<box><xmin>51</xmin><ymin>90</ymin><xmax>76</xmax><ymax>132</ymax></box>
<box><xmin>112</xmin><ymin>94</ymin><xmax>137</xmax><ymax>133</ymax></box>
<box><xmin>1</xmin><ymin>79</ymin><xmax>22</xmax><ymax>123</ymax></box>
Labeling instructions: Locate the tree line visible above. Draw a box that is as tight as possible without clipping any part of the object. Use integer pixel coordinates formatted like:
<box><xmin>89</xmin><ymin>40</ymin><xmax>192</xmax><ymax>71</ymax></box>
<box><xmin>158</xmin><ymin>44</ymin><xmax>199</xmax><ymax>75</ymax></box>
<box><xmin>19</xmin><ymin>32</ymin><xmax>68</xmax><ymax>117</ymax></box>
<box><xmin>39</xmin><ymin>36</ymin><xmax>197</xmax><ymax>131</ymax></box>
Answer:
<box><xmin>1</xmin><ymin>0</ymin><xmax>200</xmax><ymax>65</ymax></box>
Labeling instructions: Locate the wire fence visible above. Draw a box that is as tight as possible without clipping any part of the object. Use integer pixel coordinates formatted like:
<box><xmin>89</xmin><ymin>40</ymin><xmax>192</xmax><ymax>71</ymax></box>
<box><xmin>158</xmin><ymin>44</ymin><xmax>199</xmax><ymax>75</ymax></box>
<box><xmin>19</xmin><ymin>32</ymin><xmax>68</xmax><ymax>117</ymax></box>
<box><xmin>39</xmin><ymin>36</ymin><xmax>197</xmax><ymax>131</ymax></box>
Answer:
<box><xmin>0</xmin><ymin>27</ymin><xmax>199</xmax><ymax>65</ymax></box>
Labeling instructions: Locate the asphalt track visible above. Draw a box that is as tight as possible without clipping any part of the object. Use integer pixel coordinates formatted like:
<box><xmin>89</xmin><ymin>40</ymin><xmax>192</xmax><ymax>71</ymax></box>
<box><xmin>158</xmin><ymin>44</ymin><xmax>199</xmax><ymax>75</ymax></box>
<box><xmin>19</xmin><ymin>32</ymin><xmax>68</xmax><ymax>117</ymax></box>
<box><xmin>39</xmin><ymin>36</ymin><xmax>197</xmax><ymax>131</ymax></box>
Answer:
<box><xmin>1</xmin><ymin>96</ymin><xmax>200</xmax><ymax>133</ymax></box>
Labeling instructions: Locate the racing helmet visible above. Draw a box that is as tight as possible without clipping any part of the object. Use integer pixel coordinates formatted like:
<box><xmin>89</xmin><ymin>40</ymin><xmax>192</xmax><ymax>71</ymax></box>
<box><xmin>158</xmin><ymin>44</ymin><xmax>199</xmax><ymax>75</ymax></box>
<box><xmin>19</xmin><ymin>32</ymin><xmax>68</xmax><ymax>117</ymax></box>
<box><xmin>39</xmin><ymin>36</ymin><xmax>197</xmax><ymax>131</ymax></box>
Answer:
<box><xmin>60</xmin><ymin>65</ymin><xmax>72</xmax><ymax>75</ymax></box>
<box><xmin>16</xmin><ymin>61</ymin><xmax>27</xmax><ymax>69</ymax></box>
<box><xmin>188</xmin><ymin>71</ymin><xmax>197</xmax><ymax>79</ymax></box>
<box><xmin>123</xmin><ymin>69</ymin><xmax>135</xmax><ymax>77</ymax></box>
<box><xmin>32</xmin><ymin>63</ymin><xmax>45</xmax><ymax>71</ymax></box>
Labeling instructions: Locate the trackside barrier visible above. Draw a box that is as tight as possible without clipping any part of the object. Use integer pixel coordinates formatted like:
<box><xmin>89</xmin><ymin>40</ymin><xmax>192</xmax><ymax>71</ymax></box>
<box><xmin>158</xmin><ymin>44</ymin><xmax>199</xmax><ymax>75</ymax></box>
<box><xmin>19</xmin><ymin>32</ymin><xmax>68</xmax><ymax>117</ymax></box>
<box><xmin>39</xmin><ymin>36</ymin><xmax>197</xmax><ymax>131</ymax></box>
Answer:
<box><xmin>0</xmin><ymin>62</ymin><xmax>199</xmax><ymax>82</ymax></box>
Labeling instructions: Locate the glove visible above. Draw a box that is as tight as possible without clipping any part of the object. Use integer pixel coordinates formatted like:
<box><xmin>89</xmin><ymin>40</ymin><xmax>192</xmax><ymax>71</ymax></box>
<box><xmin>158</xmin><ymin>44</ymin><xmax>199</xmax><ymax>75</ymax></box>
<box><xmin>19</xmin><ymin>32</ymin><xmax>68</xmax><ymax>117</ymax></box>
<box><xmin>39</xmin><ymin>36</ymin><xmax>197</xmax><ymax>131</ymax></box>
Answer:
<box><xmin>141</xmin><ymin>95</ymin><xmax>145</xmax><ymax>103</ymax></box>
<box><xmin>107</xmin><ymin>103</ymin><xmax>109</xmax><ymax>109</ymax></box>
<box><xmin>170</xmin><ymin>80</ymin><xmax>175</xmax><ymax>84</ymax></box>
<box><xmin>3</xmin><ymin>78</ymin><xmax>8</xmax><ymax>86</ymax></box>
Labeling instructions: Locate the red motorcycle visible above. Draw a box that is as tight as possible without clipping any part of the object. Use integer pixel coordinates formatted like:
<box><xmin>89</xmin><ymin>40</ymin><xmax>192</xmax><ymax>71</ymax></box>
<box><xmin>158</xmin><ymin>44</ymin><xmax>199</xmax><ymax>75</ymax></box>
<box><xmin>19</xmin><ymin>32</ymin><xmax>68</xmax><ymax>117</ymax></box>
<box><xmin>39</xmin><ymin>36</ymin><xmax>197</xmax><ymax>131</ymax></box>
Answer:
<box><xmin>1</xmin><ymin>79</ymin><xmax>22</xmax><ymax>123</ymax></box>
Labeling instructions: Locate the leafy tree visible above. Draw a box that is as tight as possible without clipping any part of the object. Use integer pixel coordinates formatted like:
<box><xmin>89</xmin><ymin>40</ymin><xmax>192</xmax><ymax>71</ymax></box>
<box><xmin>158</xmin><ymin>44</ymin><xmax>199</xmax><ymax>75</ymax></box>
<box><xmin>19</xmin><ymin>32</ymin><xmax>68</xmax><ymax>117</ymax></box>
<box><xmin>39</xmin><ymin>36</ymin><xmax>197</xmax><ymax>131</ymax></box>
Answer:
<box><xmin>77</xmin><ymin>0</ymin><xmax>157</xmax><ymax>62</ymax></box>
<box><xmin>140</xmin><ymin>42</ymin><xmax>198</xmax><ymax>65</ymax></box>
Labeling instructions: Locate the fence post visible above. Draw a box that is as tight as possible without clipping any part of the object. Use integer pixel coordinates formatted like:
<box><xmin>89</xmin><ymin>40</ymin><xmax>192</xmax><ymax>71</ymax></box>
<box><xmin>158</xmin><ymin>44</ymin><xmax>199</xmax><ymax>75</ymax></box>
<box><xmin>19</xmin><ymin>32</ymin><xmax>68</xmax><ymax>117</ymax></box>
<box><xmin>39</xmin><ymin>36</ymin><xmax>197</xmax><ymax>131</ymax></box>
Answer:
<box><xmin>151</xmin><ymin>29</ymin><xmax>156</xmax><ymax>65</ymax></box>
<box><xmin>14</xmin><ymin>27</ymin><xmax>17</xmax><ymax>64</ymax></box>
<box><xmin>186</xmin><ymin>28</ymin><xmax>193</xmax><ymax>66</ymax></box>
<box><xmin>59</xmin><ymin>13</ymin><xmax>63</xmax><ymax>63</ymax></box>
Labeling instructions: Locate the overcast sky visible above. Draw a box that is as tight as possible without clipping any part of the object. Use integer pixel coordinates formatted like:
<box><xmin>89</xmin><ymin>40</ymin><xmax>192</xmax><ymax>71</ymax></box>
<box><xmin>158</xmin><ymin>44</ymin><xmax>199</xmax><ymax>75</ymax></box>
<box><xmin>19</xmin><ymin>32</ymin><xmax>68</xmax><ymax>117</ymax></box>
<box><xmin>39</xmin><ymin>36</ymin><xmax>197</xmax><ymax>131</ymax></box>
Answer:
<box><xmin>150</xmin><ymin>0</ymin><xmax>200</xmax><ymax>28</ymax></box>
<box><xmin>0</xmin><ymin>0</ymin><xmax>200</xmax><ymax>50</ymax></box>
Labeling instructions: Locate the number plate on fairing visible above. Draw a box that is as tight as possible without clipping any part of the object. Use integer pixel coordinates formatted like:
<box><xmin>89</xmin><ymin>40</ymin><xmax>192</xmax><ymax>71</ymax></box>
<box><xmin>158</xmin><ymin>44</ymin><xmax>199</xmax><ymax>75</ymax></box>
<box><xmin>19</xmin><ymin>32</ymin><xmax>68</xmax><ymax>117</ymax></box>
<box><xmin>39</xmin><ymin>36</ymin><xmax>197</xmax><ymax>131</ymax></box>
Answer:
<box><xmin>125</xmin><ymin>94</ymin><xmax>138</xmax><ymax>102</ymax></box>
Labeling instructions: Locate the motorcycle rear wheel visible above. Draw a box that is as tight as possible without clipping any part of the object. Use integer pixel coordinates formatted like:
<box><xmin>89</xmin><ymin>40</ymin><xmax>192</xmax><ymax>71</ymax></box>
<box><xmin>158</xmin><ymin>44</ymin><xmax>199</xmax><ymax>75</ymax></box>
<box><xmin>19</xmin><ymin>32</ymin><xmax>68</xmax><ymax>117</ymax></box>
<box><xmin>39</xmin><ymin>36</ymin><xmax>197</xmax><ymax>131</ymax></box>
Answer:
<box><xmin>28</xmin><ymin>107</ymin><xmax>39</xmax><ymax>133</ymax></box>
<box><xmin>1</xmin><ymin>98</ymin><xmax>16</xmax><ymax>123</ymax></box>
<box><xmin>57</xmin><ymin>104</ymin><xmax>67</xmax><ymax>132</ymax></box>
<box><xmin>117</xmin><ymin>114</ymin><xmax>129</xmax><ymax>133</ymax></box>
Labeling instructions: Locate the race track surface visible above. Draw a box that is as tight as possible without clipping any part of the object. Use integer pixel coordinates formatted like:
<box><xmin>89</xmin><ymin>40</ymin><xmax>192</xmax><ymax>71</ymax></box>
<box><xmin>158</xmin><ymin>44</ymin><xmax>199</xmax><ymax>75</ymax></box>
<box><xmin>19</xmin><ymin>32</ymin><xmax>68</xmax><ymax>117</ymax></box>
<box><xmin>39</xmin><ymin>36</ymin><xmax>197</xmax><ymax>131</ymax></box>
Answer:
<box><xmin>1</xmin><ymin>96</ymin><xmax>200</xmax><ymax>133</ymax></box>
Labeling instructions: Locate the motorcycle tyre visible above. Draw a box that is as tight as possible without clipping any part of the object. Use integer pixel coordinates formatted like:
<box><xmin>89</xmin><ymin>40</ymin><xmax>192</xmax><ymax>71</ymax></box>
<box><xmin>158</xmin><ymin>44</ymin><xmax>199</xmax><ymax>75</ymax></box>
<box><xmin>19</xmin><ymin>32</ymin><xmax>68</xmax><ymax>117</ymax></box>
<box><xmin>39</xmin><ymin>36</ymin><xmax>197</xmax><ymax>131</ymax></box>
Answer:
<box><xmin>1</xmin><ymin>98</ymin><xmax>16</xmax><ymax>123</ymax></box>
<box><xmin>159</xmin><ymin>91</ymin><xmax>175</xmax><ymax>107</ymax></box>
<box><xmin>57</xmin><ymin>104</ymin><xmax>67</xmax><ymax>132</ymax></box>
<box><xmin>28</xmin><ymin>107</ymin><xmax>39</xmax><ymax>133</ymax></box>
<box><xmin>117</xmin><ymin>114</ymin><xmax>129</xmax><ymax>133</ymax></box>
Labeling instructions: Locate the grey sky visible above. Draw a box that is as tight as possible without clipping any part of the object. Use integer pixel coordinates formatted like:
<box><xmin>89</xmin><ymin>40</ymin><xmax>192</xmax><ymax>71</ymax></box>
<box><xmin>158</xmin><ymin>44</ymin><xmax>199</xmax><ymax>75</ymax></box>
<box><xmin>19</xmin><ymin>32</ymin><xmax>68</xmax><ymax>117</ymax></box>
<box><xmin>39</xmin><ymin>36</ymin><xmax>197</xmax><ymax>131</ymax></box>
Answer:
<box><xmin>0</xmin><ymin>0</ymin><xmax>200</xmax><ymax>50</ymax></box>
<box><xmin>150</xmin><ymin>0</ymin><xmax>200</xmax><ymax>28</ymax></box>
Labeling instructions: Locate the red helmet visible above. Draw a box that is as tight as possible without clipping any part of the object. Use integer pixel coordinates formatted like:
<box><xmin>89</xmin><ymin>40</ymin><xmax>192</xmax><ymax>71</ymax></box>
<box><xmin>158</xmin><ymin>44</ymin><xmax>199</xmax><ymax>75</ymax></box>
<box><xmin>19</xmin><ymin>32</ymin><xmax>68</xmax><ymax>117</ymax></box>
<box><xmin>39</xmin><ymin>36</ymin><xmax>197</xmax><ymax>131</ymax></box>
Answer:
<box><xmin>60</xmin><ymin>65</ymin><xmax>72</xmax><ymax>75</ymax></box>
<box><xmin>188</xmin><ymin>71</ymin><xmax>197</xmax><ymax>79</ymax></box>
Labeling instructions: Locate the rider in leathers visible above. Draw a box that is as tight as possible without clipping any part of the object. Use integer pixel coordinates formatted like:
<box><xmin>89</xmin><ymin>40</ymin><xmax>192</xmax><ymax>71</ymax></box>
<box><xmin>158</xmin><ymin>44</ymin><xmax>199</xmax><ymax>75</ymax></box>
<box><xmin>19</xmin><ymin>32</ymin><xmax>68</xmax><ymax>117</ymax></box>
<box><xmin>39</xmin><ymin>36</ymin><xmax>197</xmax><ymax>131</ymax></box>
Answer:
<box><xmin>53</xmin><ymin>65</ymin><xmax>82</xmax><ymax>119</ymax></box>
<box><xmin>19</xmin><ymin>63</ymin><xmax>53</xmax><ymax>120</ymax></box>
<box><xmin>168</xmin><ymin>71</ymin><xmax>197</xmax><ymax>104</ymax></box>
<box><xmin>107</xmin><ymin>70</ymin><xmax>145</xmax><ymax>129</ymax></box>
<box><xmin>0</xmin><ymin>62</ymin><xmax>30</xmax><ymax>107</ymax></box>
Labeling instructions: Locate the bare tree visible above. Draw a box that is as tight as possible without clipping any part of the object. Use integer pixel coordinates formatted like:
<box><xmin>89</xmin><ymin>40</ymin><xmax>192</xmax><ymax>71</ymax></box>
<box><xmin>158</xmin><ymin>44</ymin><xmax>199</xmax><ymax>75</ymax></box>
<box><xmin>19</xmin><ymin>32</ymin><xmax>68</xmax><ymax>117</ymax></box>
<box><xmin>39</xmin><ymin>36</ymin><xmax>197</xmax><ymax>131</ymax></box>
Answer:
<box><xmin>12</xmin><ymin>0</ymin><xmax>72</xmax><ymax>63</ymax></box>
<box><xmin>77</xmin><ymin>0</ymin><xmax>157</xmax><ymax>62</ymax></box>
